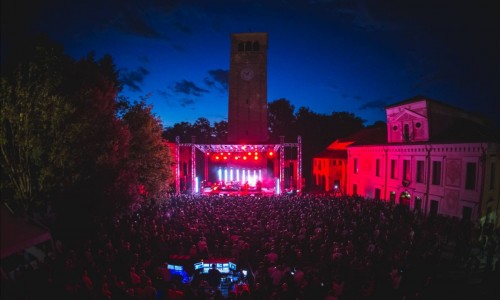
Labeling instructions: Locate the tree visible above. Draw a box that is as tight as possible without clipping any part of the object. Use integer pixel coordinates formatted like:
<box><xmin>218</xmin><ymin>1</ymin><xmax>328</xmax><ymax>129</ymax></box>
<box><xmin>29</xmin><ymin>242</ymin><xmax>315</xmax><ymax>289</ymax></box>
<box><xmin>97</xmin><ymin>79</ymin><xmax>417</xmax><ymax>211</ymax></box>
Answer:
<box><xmin>0</xmin><ymin>37</ymin><xmax>130</xmax><ymax>224</ymax></box>
<box><xmin>120</xmin><ymin>100</ymin><xmax>174</xmax><ymax>204</ymax></box>
<box><xmin>163</xmin><ymin>122</ymin><xmax>195</xmax><ymax>143</ymax></box>
<box><xmin>268</xmin><ymin>98</ymin><xmax>297</xmax><ymax>142</ymax></box>
<box><xmin>51</xmin><ymin>53</ymin><xmax>130</xmax><ymax>222</ymax></box>
<box><xmin>193</xmin><ymin>117</ymin><xmax>214</xmax><ymax>143</ymax></box>
<box><xmin>0</xmin><ymin>38</ymin><xmax>72</xmax><ymax>214</ymax></box>
<box><xmin>213</xmin><ymin>120</ymin><xmax>228</xmax><ymax>143</ymax></box>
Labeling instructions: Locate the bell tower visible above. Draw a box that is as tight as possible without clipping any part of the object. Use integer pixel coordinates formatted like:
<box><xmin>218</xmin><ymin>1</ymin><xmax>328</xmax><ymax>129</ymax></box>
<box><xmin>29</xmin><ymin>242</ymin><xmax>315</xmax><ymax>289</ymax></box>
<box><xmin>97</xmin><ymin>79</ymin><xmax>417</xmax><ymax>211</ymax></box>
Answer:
<box><xmin>228</xmin><ymin>32</ymin><xmax>268</xmax><ymax>143</ymax></box>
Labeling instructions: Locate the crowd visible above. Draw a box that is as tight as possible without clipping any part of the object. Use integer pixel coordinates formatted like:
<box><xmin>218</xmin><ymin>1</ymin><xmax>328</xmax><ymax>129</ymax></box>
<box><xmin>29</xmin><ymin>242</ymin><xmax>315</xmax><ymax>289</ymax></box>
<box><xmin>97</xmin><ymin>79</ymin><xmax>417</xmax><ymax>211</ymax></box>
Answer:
<box><xmin>2</xmin><ymin>193</ymin><xmax>499</xmax><ymax>300</ymax></box>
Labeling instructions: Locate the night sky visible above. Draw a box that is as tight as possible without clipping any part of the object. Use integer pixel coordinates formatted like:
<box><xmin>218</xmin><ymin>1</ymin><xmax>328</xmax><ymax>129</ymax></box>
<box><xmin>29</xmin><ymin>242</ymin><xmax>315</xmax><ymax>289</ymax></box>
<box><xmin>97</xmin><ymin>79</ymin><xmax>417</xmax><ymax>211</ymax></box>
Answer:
<box><xmin>2</xmin><ymin>0</ymin><xmax>499</xmax><ymax>127</ymax></box>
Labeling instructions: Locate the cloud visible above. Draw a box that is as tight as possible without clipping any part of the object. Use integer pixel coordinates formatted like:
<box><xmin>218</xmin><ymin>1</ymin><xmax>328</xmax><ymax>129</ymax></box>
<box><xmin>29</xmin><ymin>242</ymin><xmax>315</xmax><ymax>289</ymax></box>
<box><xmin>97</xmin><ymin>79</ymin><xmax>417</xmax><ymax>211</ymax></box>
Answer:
<box><xmin>120</xmin><ymin>66</ymin><xmax>150</xmax><ymax>92</ymax></box>
<box><xmin>204</xmin><ymin>69</ymin><xmax>228</xmax><ymax>92</ymax></box>
<box><xmin>179</xmin><ymin>98</ymin><xmax>195</xmax><ymax>107</ymax></box>
<box><xmin>172</xmin><ymin>79</ymin><xmax>209</xmax><ymax>97</ymax></box>
<box><xmin>112</xmin><ymin>7</ymin><xmax>168</xmax><ymax>40</ymax></box>
<box><xmin>359</xmin><ymin>99</ymin><xmax>387</xmax><ymax>111</ymax></box>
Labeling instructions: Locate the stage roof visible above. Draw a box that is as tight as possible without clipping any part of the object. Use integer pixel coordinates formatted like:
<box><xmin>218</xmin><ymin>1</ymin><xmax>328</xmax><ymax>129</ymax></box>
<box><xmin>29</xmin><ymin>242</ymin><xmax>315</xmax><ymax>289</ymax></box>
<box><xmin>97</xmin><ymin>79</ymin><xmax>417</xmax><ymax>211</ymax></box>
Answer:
<box><xmin>192</xmin><ymin>144</ymin><xmax>282</xmax><ymax>153</ymax></box>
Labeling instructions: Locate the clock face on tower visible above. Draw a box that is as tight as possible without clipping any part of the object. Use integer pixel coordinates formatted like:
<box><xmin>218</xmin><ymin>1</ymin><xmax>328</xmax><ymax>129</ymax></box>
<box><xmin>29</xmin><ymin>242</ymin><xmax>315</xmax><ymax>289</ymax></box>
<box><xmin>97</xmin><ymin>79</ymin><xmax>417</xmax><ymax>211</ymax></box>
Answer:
<box><xmin>240</xmin><ymin>67</ymin><xmax>255</xmax><ymax>81</ymax></box>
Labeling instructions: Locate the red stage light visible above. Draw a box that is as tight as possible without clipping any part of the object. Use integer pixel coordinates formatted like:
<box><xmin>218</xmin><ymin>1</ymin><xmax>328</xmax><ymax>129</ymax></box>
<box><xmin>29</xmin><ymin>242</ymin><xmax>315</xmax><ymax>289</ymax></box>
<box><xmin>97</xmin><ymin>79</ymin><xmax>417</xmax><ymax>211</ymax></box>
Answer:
<box><xmin>243</xmin><ymin>156</ymin><xmax>247</xmax><ymax>160</ymax></box>
<box><xmin>215</xmin><ymin>155</ymin><xmax>220</xmax><ymax>160</ymax></box>
<box><xmin>223</xmin><ymin>156</ymin><xmax>228</xmax><ymax>160</ymax></box>
<box><xmin>254</xmin><ymin>156</ymin><xmax>258</xmax><ymax>160</ymax></box>
<box><xmin>268</xmin><ymin>151</ymin><xmax>274</xmax><ymax>157</ymax></box>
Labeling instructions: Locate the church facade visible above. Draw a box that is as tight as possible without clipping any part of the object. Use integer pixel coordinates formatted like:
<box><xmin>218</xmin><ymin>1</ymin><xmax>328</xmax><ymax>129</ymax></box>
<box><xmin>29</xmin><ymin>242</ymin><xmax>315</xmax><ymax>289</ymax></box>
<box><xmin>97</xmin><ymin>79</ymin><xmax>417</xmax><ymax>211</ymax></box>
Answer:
<box><xmin>314</xmin><ymin>96</ymin><xmax>500</xmax><ymax>226</ymax></box>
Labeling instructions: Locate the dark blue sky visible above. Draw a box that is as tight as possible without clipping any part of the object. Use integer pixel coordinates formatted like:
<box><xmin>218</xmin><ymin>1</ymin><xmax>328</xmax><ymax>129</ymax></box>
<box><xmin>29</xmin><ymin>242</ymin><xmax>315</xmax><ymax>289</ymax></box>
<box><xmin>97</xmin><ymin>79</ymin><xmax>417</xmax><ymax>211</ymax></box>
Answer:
<box><xmin>2</xmin><ymin>0</ymin><xmax>499</xmax><ymax>127</ymax></box>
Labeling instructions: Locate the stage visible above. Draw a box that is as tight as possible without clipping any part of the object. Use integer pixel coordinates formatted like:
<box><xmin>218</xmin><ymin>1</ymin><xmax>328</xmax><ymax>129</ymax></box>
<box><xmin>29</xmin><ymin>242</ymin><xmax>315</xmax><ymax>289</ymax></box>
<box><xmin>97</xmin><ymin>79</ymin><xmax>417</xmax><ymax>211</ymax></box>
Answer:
<box><xmin>172</xmin><ymin>137</ymin><xmax>303</xmax><ymax>195</ymax></box>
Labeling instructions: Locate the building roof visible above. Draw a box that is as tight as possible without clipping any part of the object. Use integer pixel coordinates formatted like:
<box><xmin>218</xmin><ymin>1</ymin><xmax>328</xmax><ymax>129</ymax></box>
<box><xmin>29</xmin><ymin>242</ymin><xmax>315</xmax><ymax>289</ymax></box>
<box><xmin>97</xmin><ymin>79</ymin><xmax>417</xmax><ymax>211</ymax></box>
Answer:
<box><xmin>430</xmin><ymin>117</ymin><xmax>500</xmax><ymax>143</ymax></box>
<box><xmin>341</xmin><ymin>125</ymin><xmax>388</xmax><ymax>146</ymax></box>
<box><xmin>313</xmin><ymin>124</ymin><xmax>388</xmax><ymax>157</ymax></box>
<box><xmin>314</xmin><ymin>149</ymin><xmax>347</xmax><ymax>159</ymax></box>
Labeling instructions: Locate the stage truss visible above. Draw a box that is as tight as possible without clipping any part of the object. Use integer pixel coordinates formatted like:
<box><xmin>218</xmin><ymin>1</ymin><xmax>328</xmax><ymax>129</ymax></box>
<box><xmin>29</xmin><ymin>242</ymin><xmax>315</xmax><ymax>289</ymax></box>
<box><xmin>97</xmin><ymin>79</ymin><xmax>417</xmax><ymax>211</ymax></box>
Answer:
<box><xmin>174</xmin><ymin>136</ymin><xmax>302</xmax><ymax>195</ymax></box>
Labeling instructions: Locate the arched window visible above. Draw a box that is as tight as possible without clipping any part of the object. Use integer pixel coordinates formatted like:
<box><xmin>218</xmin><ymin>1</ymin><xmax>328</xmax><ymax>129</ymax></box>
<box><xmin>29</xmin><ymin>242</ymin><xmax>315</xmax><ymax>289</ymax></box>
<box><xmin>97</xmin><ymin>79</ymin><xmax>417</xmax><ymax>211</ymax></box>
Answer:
<box><xmin>252</xmin><ymin>41</ymin><xmax>260</xmax><ymax>51</ymax></box>
<box><xmin>403</xmin><ymin>124</ymin><xmax>410</xmax><ymax>142</ymax></box>
<box><xmin>238</xmin><ymin>42</ymin><xmax>244</xmax><ymax>51</ymax></box>
<box><xmin>245</xmin><ymin>41</ymin><xmax>252</xmax><ymax>51</ymax></box>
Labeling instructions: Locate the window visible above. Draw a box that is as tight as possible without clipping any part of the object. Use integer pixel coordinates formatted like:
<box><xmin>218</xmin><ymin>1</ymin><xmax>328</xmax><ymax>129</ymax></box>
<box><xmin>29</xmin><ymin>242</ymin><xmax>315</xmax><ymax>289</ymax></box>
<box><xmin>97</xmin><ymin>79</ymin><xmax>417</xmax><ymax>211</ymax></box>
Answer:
<box><xmin>432</xmin><ymin>161</ymin><xmax>441</xmax><ymax>185</ymax></box>
<box><xmin>354</xmin><ymin>158</ymin><xmax>358</xmax><ymax>174</ymax></box>
<box><xmin>352</xmin><ymin>184</ymin><xmax>357</xmax><ymax>196</ymax></box>
<box><xmin>403</xmin><ymin>124</ymin><xmax>410</xmax><ymax>142</ymax></box>
<box><xmin>252</xmin><ymin>41</ymin><xmax>260</xmax><ymax>51</ymax></box>
<box><xmin>375</xmin><ymin>159</ymin><xmax>380</xmax><ymax>177</ymax></box>
<box><xmin>416</xmin><ymin>160</ymin><xmax>425</xmax><ymax>183</ymax></box>
<box><xmin>375</xmin><ymin>188</ymin><xmax>381</xmax><ymax>200</ymax></box>
<box><xmin>239</xmin><ymin>41</ymin><xmax>260</xmax><ymax>51</ymax></box>
<box><xmin>465</xmin><ymin>162</ymin><xmax>477</xmax><ymax>190</ymax></box>
<box><xmin>390</xmin><ymin>191</ymin><xmax>396</xmax><ymax>204</ymax></box>
<box><xmin>403</xmin><ymin>160</ymin><xmax>411</xmax><ymax>180</ymax></box>
<box><xmin>490</xmin><ymin>163</ymin><xmax>496</xmax><ymax>190</ymax></box>
<box><xmin>390</xmin><ymin>159</ymin><xmax>397</xmax><ymax>179</ymax></box>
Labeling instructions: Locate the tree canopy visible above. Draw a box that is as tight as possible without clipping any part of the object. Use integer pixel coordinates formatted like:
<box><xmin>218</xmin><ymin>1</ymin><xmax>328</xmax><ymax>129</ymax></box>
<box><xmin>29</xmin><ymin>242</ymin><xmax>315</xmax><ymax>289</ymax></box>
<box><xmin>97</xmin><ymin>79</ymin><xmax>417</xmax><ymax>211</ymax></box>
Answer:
<box><xmin>0</xmin><ymin>37</ymin><xmax>174</xmax><ymax>227</ymax></box>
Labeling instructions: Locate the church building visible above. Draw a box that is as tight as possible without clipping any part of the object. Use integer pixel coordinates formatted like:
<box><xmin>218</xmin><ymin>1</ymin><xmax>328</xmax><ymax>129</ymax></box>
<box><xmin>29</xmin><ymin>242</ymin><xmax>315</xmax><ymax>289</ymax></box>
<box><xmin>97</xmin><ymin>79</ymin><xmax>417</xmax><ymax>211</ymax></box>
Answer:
<box><xmin>314</xmin><ymin>96</ymin><xmax>500</xmax><ymax>227</ymax></box>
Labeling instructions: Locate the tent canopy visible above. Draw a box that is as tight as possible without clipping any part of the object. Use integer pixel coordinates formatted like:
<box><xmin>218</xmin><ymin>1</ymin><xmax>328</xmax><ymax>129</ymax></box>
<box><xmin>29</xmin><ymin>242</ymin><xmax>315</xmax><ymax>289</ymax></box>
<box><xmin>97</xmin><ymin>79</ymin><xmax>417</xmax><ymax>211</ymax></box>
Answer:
<box><xmin>1</xmin><ymin>205</ymin><xmax>52</xmax><ymax>259</ymax></box>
